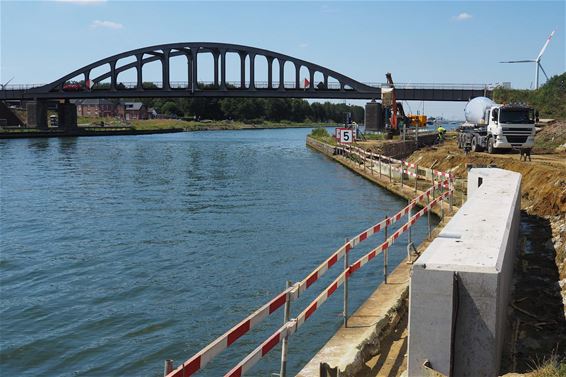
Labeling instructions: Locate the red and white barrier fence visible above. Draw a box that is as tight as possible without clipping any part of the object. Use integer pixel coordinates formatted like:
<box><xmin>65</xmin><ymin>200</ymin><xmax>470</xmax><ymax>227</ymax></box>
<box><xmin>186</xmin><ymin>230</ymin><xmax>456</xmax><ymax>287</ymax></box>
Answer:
<box><xmin>297</xmin><ymin>180</ymin><xmax>448</xmax><ymax>295</ymax></box>
<box><xmin>166</xmin><ymin>284</ymin><xmax>298</xmax><ymax>377</ymax></box>
<box><xmin>224</xmin><ymin>190</ymin><xmax>452</xmax><ymax>376</ymax></box>
<box><xmin>337</xmin><ymin>144</ymin><xmax>455</xmax><ymax>186</ymax></box>
<box><xmin>165</xmin><ymin>143</ymin><xmax>456</xmax><ymax>377</ymax></box>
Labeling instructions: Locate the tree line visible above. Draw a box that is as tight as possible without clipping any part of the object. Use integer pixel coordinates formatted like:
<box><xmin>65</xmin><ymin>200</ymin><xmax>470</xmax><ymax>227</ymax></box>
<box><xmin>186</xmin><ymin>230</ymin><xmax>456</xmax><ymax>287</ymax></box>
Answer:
<box><xmin>141</xmin><ymin>97</ymin><xmax>364</xmax><ymax>123</ymax></box>
<box><xmin>493</xmin><ymin>73</ymin><xmax>566</xmax><ymax>120</ymax></box>
<box><xmin>69</xmin><ymin>80</ymin><xmax>365</xmax><ymax>123</ymax></box>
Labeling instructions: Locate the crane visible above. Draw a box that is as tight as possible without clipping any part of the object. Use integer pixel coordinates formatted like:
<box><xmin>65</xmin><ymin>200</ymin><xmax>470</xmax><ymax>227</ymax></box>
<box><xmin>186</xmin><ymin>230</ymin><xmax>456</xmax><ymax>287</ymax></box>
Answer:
<box><xmin>385</xmin><ymin>72</ymin><xmax>409</xmax><ymax>136</ymax></box>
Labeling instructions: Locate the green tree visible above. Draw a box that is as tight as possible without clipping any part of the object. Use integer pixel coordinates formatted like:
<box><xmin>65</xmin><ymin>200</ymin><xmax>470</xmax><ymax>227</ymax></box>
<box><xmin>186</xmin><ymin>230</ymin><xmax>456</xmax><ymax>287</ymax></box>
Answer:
<box><xmin>161</xmin><ymin>101</ymin><xmax>182</xmax><ymax>116</ymax></box>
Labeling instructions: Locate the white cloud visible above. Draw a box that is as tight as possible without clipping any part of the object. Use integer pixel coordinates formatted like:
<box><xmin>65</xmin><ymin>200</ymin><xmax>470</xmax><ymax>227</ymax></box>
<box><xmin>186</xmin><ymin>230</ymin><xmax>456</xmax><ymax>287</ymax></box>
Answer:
<box><xmin>454</xmin><ymin>12</ymin><xmax>473</xmax><ymax>21</ymax></box>
<box><xmin>90</xmin><ymin>20</ymin><xmax>123</xmax><ymax>30</ymax></box>
<box><xmin>299</xmin><ymin>43</ymin><xmax>309</xmax><ymax>49</ymax></box>
<box><xmin>55</xmin><ymin>0</ymin><xmax>107</xmax><ymax>4</ymax></box>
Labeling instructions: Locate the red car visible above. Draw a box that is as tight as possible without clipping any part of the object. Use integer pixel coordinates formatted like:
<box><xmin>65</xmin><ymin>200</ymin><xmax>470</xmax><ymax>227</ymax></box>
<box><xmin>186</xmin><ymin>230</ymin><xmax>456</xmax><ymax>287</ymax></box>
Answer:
<box><xmin>63</xmin><ymin>83</ymin><xmax>83</xmax><ymax>91</ymax></box>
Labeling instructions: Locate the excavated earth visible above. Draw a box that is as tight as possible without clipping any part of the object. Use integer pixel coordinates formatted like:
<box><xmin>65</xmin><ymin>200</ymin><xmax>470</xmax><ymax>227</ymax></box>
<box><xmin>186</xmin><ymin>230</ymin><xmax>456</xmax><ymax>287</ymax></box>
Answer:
<box><xmin>354</xmin><ymin>129</ymin><xmax>565</xmax><ymax>375</ymax></box>
<box><xmin>405</xmin><ymin>136</ymin><xmax>566</xmax><ymax>374</ymax></box>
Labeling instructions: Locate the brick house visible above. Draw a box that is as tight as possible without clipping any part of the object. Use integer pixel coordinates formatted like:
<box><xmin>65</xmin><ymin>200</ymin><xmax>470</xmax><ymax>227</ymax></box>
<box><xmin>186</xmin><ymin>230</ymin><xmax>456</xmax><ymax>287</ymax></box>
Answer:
<box><xmin>117</xmin><ymin>102</ymin><xmax>148</xmax><ymax>120</ymax></box>
<box><xmin>73</xmin><ymin>99</ymin><xmax>117</xmax><ymax>117</ymax></box>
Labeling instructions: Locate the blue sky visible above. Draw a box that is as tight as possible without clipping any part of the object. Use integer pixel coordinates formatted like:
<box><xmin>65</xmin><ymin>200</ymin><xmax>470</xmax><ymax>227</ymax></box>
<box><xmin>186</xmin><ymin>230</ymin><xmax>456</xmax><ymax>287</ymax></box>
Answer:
<box><xmin>1</xmin><ymin>0</ymin><xmax>564</xmax><ymax>118</ymax></box>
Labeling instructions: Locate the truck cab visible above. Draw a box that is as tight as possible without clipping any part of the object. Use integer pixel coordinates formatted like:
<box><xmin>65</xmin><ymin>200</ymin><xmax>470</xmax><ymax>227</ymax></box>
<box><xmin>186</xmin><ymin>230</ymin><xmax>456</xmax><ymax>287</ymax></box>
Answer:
<box><xmin>486</xmin><ymin>105</ymin><xmax>536</xmax><ymax>152</ymax></box>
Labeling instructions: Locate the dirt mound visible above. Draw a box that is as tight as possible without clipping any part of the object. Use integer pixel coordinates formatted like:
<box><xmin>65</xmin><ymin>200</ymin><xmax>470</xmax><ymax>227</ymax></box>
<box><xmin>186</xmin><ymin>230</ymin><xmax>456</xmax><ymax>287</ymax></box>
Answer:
<box><xmin>407</xmin><ymin>139</ymin><xmax>566</xmax><ymax>218</ymax></box>
<box><xmin>535</xmin><ymin>120</ymin><xmax>566</xmax><ymax>153</ymax></box>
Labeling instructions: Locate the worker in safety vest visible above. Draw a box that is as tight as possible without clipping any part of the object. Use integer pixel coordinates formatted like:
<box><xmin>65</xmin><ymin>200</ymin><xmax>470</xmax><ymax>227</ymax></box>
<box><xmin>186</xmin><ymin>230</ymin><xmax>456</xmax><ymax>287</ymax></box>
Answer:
<box><xmin>437</xmin><ymin>126</ymin><xmax>446</xmax><ymax>141</ymax></box>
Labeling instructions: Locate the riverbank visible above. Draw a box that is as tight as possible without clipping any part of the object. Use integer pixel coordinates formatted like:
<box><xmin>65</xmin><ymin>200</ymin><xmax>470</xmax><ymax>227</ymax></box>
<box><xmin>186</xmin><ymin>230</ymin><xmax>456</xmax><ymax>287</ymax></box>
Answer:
<box><xmin>0</xmin><ymin>119</ymin><xmax>331</xmax><ymax>139</ymax></box>
<box><xmin>304</xmin><ymin>136</ymin><xmax>455</xmax><ymax>376</ymax></box>
<box><xmin>304</xmin><ymin>134</ymin><xmax>566</xmax><ymax>375</ymax></box>
<box><xmin>0</xmin><ymin>127</ymin><xmax>184</xmax><ymax>139</ymax></box>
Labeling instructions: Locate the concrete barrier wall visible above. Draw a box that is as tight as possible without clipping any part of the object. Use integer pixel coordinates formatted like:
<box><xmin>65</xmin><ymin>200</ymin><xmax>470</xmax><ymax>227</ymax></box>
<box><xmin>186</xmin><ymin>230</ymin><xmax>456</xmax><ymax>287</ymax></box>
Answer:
<box><xmin>408</xmin><ymin>168</ymin><xmax>521</xmax><ymax>376</ymax></box>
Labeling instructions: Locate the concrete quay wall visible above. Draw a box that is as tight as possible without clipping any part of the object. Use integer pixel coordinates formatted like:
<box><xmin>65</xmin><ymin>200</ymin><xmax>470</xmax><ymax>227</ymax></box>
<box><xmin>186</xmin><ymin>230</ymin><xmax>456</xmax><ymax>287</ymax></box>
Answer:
<box><xmin>408</xmin><ymin>168</ymin><xmax>522</xmax><ymax>376</ymax></box>
<box><xmin>305</xmin><ymin>137</ymin><xmax>452</xmax><ymax>219</ymax></box>
<box><xmin>301</xmin><ymin>137</ymin><xmax>454</xmax><ymax>376</ymax></box>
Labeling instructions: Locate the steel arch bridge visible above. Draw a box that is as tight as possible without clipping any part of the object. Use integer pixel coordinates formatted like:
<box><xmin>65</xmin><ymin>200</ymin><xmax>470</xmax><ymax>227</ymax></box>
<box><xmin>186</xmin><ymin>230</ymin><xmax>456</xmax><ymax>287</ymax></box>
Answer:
<box><xmin>0</xmin><ymin>42</ymin><xmax>492</xmax><ymax>101</ymax></box>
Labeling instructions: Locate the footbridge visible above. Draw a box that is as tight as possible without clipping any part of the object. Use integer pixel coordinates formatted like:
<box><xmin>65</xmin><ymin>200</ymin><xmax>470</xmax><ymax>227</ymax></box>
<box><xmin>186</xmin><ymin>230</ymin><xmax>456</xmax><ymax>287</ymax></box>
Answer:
<box><xmin>2</xmin><ymin>42</ymin><xmax>492</xmax><ymax>102</ymax></box>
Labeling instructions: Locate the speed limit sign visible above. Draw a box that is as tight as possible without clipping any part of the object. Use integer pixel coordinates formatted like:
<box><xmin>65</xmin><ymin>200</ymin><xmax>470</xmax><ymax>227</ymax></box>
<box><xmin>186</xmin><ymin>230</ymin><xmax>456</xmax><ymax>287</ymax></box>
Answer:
<box><xmin>340</xmin><ymin>129</ymin><xmax>354</xmax><ymax>144</ymax></box>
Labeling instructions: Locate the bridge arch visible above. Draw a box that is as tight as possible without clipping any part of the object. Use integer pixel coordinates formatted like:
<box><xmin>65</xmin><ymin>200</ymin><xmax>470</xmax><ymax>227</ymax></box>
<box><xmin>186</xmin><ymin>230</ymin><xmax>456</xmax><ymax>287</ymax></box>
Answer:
<box><xmin>41</xmin><ymin>42</ymin><xmax>376</xmax><ymax>97</ymax></box>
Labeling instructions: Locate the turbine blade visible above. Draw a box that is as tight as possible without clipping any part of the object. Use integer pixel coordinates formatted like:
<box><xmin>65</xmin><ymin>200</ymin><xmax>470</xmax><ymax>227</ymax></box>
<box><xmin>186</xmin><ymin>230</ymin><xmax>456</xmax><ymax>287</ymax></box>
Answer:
<box><xmin>537</xmin><ymin>30</ymin><xmax>556</xmax><ymax>61</ymax></box>
<box><xmin>499</xmin><ymin>60</ymin><xmax>535</xmax><ymax>63</ymax></box>
<box><xmin>539</xmin><ymin>63</ymin><xmax>549</xmax><ymax>80</ymax></box>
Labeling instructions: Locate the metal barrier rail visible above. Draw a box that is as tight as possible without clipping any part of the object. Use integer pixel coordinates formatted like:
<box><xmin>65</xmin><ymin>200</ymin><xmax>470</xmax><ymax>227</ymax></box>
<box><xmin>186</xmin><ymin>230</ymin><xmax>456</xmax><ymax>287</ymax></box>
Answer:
<box><xmin>224</xmin><ymin>190</ymin><xmax>452</xmax><ymax>377</ymax></box>
<box><xmin>165</xmin><ymin>285</ymin><xmax>298</xmax><ymax>377</ymax></box>
<box><xmin>165</xmin><ymin>183</ymin><xmax>447</xmax><ymax>377</ymax></box>
<box><xmin>165</xmin><ymin>143</ymin><xmax>455</xmax><ymax>377</ymax></box>
<box><xmin>338</xmin><ymin>144</ymin><xmax>453</xmax><ymax>187</ymax></box>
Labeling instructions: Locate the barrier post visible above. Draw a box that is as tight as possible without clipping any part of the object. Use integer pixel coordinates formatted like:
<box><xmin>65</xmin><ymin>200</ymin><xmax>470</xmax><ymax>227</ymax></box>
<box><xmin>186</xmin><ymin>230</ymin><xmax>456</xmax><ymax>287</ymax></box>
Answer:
<box><xmin>449</xmin><ymin>175</ymin><xmax>454</xmax><ymax>213</ymax></box>
<box><xmin>378</xmin><ymin>156</ymin><xmax>382</xmax><ymax>179</ymax></box>
<box><xmin>407</xmin><ymin>200</ymin><xmax>412</xmax><ymax>263</ymax></box>
<box><xmin>440</xmin><ymin>181</ymin><xmax>445</xmax><ymax>220</ymax></box>
<box><xmin>432</xmin><ymin>173</ymin><xmax>436</xmax><ymax>199</ymax></box>
<box><xmin>384</xmin><ymin>216</ymin><xmax>389</xmax><ymax>284</ymax></box>
<box><xmin>163</xmin><ymin>360</ymin><xmax>173</xmax><ymax>377</ymax></box>
<box><xmin>401</xmin><ymin>162</ymin><xmax>404</xmax><ymax>188</ymax></box>
<box><xmin>426</xmin><ymin>192</ymin><xmax>432</xmax><ymax>239</ymax></box>
<box><xmin>279</xmin><ymin>280</ymin><xmax>292</xmax><ymax>377</ymax></box>
<box><xmin>414</xmin><ymin>164</ymin><xmax>418</xmax><ymax>193</ymax></box>
<box><xmin>343</xmin><ymin>238</ymin><xmax>349</xmax><ymax>328</ymax></box>
<box><xmin>389</xmin><ymin>159</ymin><xmax>392</xmax><ymax>183</ymax></box>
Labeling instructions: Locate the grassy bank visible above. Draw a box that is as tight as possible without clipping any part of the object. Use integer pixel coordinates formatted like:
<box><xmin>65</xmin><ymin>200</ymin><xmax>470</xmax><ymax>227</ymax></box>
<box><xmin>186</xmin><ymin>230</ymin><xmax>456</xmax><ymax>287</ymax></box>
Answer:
<box><xmin>76</xmin><ymin>117</ymin><xmax>332</xmax><ymax>131</ymax></box>
<box><xmin>308</xmin><ymin>126</ymin><xmax>338</xmax><ymax>145</ymax></box>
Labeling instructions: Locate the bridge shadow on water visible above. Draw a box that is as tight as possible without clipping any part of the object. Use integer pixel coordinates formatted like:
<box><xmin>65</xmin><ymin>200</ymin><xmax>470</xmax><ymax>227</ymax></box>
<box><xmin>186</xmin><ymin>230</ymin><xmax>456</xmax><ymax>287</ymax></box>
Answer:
<box><xmin>500</xmin><ymin>211</ymin><xmax>566</xmax><ymax>373</ymax></box>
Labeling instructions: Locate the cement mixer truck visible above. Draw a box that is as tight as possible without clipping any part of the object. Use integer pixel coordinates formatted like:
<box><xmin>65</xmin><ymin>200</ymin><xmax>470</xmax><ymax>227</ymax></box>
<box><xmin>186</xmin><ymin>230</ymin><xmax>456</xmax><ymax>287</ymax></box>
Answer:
<box><xmin>457</xmin><ymin>97</ymin><xmax>537</xmax><ymax>154</ymax></box>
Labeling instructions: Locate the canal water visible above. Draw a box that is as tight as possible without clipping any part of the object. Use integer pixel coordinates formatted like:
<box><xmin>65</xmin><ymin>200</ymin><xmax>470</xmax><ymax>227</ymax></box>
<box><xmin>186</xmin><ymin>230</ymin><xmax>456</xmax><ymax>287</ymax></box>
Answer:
<box><xmin>0</xmin><ymin>128</ymin><xmax>436</xmax><ymax>377</ymax></box>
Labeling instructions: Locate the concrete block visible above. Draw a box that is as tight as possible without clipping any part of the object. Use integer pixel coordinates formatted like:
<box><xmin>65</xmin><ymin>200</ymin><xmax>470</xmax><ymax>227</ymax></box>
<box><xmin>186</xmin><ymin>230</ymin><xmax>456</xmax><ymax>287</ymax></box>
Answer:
<box><xmin>408</xmin><ymin>168</ymin><xmax>521</xmax><ymax>376</ymax></box>
<box><xmin>408</xmin><ymin>267</ymin><xmax>455</xmax><ymax>376</ymax></box>
<box><xmin>26</xmin><ymin>100</ymin><xmax>48</xmax><ymax>129</ymax></box>
<box><xmin>57</xmin><ymin>102</ymin><xmax>78</xmax><ymax>130</ymax></box>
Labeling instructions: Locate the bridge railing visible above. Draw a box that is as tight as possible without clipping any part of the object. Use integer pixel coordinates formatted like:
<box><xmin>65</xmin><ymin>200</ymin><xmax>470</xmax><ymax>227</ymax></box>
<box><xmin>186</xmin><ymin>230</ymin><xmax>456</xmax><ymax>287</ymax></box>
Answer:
<box><xmin>163</xmin><ymin>145</ymin><xmax>455</xmax><ymax>377</ymax></box>
<box><xmin>364</xmin><ymin>82</ymin><xmax>496</xmax><ymax>90</ymax></box>
<box><xmin>1</xmin><ymin>82</ymin><xmax>496</xmax><ymax>92</ymax></box>
<box><xmin>90</xmin><ymin>81</ymin><xmax>350</xmax><ymax>90</ymax></box>
<box><xmin>0</xmin><ymin>84</ymin><xmax>45</xmax><ymax>90</ymax></box>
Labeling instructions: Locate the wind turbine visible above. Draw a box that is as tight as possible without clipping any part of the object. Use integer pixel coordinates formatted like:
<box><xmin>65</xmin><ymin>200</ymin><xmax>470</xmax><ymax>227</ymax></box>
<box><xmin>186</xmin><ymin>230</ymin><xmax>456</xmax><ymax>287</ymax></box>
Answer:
<box><xmin>500</xmin><ymin>30</ymin><xmax>555</xmax><ymax>89</ymax></box>
<box><xmin>0</xmin><ymin>76</ymin><xmax>15</xmax><ymax>90</ymax></box>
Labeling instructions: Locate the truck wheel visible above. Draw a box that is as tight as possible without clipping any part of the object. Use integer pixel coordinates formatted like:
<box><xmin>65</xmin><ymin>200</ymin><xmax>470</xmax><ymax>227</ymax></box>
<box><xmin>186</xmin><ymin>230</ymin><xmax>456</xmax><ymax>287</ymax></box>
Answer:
<box><xmin>487</xmin><ymin>137</ymin><xmax>495</xmax><ymax>154</ymax></box>
<box><xmin>471</xmin><ymin>136</ymin><xmax>479</xmax><ymax>152</ymax></box>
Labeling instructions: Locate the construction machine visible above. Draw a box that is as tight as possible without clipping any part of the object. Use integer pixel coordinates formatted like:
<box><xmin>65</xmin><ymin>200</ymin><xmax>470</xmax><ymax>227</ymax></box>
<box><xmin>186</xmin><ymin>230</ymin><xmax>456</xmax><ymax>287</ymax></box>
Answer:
<box><xmin>383</xmin><ymin>73</ymin><xmax>410</xmax><ymax>137</ymax></box>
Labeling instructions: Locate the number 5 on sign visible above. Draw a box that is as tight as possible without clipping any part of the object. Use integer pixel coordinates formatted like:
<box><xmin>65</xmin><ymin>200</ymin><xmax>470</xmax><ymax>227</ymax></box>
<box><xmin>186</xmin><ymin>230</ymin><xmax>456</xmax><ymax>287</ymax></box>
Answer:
<box><xmin>335</xmin><ymin>127</ymin><xmax>346</xmax><ymax>141</ymax></box>
<box><xmin>340</xmin><ymin>129</ymin><xmax>354</xmax><ymax>144</ymax></box>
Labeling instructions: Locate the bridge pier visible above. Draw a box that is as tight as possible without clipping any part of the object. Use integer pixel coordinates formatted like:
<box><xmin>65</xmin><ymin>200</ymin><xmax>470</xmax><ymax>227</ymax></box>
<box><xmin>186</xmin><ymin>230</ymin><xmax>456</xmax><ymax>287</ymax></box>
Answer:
<box><xmin>365</xmin><ymin>100</ymin><xmax>384</xmax><ymax>132</ymax></box>
<box><xmin>26</xmin><ymin>100</ymin><xmax>49</xmax><ymax>129</ymax></box>
<box><xmin>57</xmin><ymin>101</ymin><xmax>78</xmax><ymax>130</ymax></box>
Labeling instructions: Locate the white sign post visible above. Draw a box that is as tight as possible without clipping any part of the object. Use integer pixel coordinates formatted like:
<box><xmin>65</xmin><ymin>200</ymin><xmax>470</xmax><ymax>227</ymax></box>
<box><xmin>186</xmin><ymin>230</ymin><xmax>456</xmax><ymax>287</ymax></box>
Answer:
<box><xmin>340</xmin><ymin>129</ymin><xmax>354</xmax><ymax>144</ymax></box>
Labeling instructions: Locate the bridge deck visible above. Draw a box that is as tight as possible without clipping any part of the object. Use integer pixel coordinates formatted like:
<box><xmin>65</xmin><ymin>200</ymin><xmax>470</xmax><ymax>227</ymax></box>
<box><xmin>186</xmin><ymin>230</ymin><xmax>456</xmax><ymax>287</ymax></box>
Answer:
<box><xmin>1</xmin><ymin>87</ymin><xmax>490</xmax><ymax>101</ymax></box>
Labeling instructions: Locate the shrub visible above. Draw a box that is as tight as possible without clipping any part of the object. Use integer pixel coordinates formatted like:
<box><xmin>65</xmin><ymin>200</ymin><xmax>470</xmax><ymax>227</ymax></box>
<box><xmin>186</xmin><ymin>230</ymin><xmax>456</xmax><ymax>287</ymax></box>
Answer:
<box><xmin>310</xmin><ymin>127</ymin><xmax>330</xmax><ymax>138</ymax></box>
